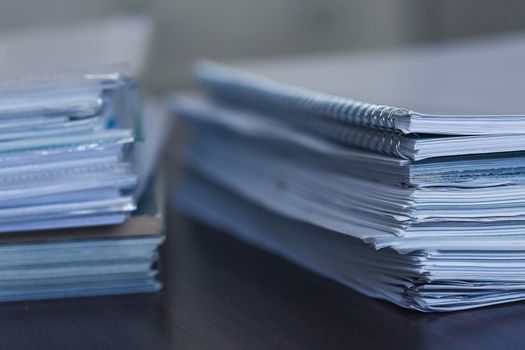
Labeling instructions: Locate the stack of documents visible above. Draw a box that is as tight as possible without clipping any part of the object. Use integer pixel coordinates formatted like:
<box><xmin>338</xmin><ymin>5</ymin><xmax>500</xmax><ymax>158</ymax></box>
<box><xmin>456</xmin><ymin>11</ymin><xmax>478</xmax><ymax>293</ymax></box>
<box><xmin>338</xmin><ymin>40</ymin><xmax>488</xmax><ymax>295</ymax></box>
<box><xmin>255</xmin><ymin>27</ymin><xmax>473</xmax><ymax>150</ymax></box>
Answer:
<box><xmin>0</xmin><ymin>69</ymin><xmax>165</xmax><ymax>302</ymax></box>
<box><xmin>173</xmin><ymin>33</ymin><xmax>525</xmax><ymax>312</ymax></box>
<box><xmin>0</xmin><ymin>70</ymin><xmax>139</xmax><ymax>232</ymax></box>
<box><xmin>0</xmin><ymin>178</ymin><xmax>164</xmax><ymax>302</ymax></box>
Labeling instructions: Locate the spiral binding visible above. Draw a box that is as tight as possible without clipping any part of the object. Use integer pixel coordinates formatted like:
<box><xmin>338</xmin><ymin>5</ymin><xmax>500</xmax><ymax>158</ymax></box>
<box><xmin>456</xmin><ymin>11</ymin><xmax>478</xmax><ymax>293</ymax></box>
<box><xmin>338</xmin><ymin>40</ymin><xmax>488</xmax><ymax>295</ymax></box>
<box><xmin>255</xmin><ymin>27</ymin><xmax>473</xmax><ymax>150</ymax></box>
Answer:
<box><xmin>298</xmin><ymin>118</ymin><xmax>407</xmax><ymax>159</ymax></box>
<box><xmin>195</xmin><ymin>61</ymin><xmax>411</xmax><ymax>135</ymax></box>
<box><xmin>194</xmin><ymin>61</ymin><xmax>410</xmax><ymax>158</ymax></box>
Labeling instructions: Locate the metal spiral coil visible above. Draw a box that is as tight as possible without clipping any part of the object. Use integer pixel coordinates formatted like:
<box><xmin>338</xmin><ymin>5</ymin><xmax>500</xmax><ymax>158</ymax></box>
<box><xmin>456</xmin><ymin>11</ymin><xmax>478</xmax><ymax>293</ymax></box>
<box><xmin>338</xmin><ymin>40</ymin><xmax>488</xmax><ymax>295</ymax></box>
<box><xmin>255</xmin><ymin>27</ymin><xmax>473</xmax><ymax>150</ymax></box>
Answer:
<box><xmin>195</xmin><ymin>62</ymin><xmax>411</xmax><ymax>158</ymax></box>
<box><xmin>196</xmin><ymin>63</ymin><xmax>411</xmax><ymax>134</ymax></box>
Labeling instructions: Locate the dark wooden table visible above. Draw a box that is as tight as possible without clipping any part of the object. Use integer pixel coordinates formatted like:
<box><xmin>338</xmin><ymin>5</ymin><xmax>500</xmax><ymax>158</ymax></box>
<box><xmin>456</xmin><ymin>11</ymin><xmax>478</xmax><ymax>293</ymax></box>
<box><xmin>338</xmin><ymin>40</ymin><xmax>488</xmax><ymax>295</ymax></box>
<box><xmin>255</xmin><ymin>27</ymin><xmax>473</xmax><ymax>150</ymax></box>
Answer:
<box><xmin>0</xmin><ymin>204</ymin><xmax>525</xmax><ymax>350</ymax></box>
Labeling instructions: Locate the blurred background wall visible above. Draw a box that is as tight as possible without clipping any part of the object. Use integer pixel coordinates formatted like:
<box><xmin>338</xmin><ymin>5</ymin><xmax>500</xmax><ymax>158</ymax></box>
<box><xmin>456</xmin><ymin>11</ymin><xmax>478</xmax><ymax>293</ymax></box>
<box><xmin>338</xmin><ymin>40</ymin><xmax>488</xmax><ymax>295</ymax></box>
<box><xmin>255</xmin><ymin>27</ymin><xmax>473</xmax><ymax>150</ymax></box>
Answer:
<box><xmin>0</xmin><ymin>0</ymin><xmax>523</xmax><ymax>90</ymax></box>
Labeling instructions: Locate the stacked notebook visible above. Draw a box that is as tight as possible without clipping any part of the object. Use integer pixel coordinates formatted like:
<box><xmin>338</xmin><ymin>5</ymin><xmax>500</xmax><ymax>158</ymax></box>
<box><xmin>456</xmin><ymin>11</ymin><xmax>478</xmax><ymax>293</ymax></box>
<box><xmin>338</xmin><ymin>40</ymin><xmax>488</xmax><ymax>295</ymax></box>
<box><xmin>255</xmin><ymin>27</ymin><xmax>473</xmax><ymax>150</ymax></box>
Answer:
<box><xmin>0</xmin><ymin>69</ymin><xmax>164</xmax><ymax>302</ymax></box>
<box><xmin>173</xmin><ymin>33</ymin><xmax>525</xmax><ymax>312</ymax></box>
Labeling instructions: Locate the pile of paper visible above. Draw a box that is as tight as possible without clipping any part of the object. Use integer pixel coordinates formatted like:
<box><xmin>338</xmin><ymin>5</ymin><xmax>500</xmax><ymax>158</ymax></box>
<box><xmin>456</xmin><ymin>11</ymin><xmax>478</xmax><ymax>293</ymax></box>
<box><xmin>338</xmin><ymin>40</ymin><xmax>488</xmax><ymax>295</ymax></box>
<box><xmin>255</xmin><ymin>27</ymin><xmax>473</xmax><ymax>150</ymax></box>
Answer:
<box><xmin>0</xmin><ymin>70</ymin><xmax>165</xmax><ymax>302</ymax></box>
<box><xmin>173</xmin><ymin>34</ymin><xmax>525</xmax><ymax>312</ymax></box>
<box><xmin>0</xmin><ymin>71</ymin><xmax>140</xmax><ymax>232</ymax></box>
<box><xmin>0</xmin><ymin>180</ymin><xmax>164</xmax><ymax>302</ymax></box>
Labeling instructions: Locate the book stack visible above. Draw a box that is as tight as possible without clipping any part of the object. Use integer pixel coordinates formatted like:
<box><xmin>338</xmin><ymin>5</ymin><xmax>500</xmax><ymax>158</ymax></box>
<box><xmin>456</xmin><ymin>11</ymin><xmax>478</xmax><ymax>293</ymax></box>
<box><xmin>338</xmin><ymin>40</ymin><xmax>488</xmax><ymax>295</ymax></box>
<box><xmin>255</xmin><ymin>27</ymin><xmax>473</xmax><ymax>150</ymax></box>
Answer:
<box><xmin>0</xmin><ymin>70</ymin><xmax>164</xmax><ymax>302</ymax></box>
<box><xmin>173</xmin><ymin>35</ymin><xmax>525</xmax><ymax>312</ymax></box>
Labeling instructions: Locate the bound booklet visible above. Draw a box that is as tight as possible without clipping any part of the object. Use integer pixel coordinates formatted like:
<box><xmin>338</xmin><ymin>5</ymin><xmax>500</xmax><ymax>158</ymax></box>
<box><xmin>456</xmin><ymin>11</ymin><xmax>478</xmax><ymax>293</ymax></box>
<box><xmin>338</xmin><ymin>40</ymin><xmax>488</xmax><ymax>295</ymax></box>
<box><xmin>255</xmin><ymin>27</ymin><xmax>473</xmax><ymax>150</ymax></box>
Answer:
<box><xmin>194</xmin><ymin>45</ymin><xmax>525</xmax><ymax>161</ymax></box>
<box><xmin>174</xmin><ymin>95</ymin><xmax>525</xmax><ymax>187</ymax></box>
